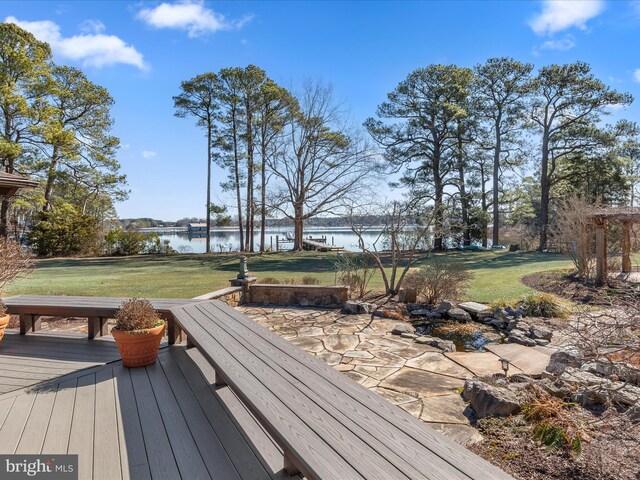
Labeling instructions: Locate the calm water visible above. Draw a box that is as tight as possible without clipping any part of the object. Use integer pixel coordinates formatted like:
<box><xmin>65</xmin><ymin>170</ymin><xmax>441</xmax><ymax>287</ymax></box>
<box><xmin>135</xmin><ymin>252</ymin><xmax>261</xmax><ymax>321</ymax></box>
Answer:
<box><xmin>151</xmin><ymin>227</ymin><xmax>385</xmax><ymax>253</ymax></box>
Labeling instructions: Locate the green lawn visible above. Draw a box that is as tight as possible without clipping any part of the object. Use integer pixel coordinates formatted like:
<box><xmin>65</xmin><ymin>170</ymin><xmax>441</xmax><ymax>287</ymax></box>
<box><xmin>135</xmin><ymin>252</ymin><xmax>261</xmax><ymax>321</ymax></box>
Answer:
<box><xmin>5</xmin><ymin>250</ymin><xmax>573</xmax><ymax>303</ymax></box>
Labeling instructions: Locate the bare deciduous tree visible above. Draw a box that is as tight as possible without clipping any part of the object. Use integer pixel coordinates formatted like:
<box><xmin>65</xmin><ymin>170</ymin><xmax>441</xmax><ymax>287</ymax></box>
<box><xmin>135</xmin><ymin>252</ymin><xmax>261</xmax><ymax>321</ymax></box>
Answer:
<box><xmin>349</xmin><ymin>201</ymin><xmax>432</xmax><ymax>295</ymax></box>
<box><xmin>268</xmin><ymin>81</ymin><xmax>374</xmax><ymax>250</ymax></box>
<box><xmin>0</xmin><ymin>238</ymin><xmax>33</xmax><ymax>293</ymax></box>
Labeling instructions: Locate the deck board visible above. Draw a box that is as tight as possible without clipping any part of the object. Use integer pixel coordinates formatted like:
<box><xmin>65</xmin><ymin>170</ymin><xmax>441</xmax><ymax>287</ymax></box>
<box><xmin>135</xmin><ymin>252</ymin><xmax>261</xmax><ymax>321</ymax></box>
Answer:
<box><xmin>0</xmin><ymin>345</ymin><xmax>281</xmax><ymax>480</ymax></box>
<box><xmin>0</xmin><ymin>331</ymin><xmax>122</xmax><ymax>393</ymax></box>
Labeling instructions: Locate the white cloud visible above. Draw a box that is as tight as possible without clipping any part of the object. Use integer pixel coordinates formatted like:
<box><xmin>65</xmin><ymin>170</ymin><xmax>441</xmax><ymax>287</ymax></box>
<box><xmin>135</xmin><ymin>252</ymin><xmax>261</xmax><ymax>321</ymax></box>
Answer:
<box><xmin>634</xmin><ymin>69</ymin><xmax>640</xmax><ymax>83</ymax></box>
<box><xmin>79</xmin><ymin>19</ymin><xmax>105</xmax><ymax>34</ymax></box>
<box><xmin>137</xmin><ymin>0</ymin><xmax>252</xmax><ymax>37</ymax></box>
<box><xmin>5</xmin><ymin>16</ymin><xmax>147</xmax><ymax>70</ymax></box>
<box><xmin>529</xmin><ymin>0</ymin><xmax>604</xmax><ymax>35</ymax></box>
<box><xmin>540</xmin><ymin>34</ymin><xmax>576</xmax><ymax>50</ymax></box>
<box><xmin>142</xmin><ymin>150</ymin><xmax>157</xmax><ymax>159</ymax></box>
<box><xmin>607</xmin><ymin>103</ymin><xmax>626</xmax><ymax>111</ymax></box>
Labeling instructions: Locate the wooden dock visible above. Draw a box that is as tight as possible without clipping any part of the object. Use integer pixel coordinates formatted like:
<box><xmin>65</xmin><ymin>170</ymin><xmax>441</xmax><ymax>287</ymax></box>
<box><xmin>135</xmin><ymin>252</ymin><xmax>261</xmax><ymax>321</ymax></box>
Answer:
<box><xmin>301</xmin><ymin>238</ymin><xmax>344</xmax><ymax>252</ymax></box>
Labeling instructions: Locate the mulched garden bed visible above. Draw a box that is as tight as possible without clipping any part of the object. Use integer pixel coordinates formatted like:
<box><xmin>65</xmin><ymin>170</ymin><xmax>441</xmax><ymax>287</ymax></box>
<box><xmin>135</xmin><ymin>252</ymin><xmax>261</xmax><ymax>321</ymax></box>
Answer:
<box><xmin>470</xmin><ymin>408</ymin><xmax>640</xmax><ymax>480</ymax></box>
<box><xmin>521</xmin><ymin>270</ymin><xmax>640</xmax><ymax>307</ymax></box>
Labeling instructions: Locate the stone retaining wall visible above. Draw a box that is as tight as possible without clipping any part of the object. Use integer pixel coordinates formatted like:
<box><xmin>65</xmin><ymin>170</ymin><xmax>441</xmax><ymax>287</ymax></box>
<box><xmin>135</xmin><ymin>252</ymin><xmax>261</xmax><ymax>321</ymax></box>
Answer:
<box><xmin>247</xmin><ymin>284</ymin><xmax>348</xmax><ymax>307</ymax></box>
<box><xmin>192</xmin><ymin>286</ymin><xmax>243</xmax><ymax>307</ymax></box>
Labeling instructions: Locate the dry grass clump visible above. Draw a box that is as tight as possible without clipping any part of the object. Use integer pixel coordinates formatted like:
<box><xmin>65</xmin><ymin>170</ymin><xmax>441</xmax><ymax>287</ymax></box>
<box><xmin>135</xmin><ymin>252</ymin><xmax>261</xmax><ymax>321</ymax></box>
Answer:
<box><xmin>522</xmin><ymin>293</ymin><xmax>567</xmax><ymax>318</ymax></box>
<box><xmin>301</xmin><ymin>275</ymin><xmax>320</xmax><ymax>285</ymax></box>
<box><xmin>432</xmin><ymin>322</ymin><xmax>479</xmax><ymax>337</ymax></box>
<box><xmin>522</xmin><ymin>384</ymin><xmax>584</xmax><ymax>455</ymax></box>
<box><xmin>114</xmin><ymin>299</ymin><xmax>163</xmax><ymax>332</ymax></box>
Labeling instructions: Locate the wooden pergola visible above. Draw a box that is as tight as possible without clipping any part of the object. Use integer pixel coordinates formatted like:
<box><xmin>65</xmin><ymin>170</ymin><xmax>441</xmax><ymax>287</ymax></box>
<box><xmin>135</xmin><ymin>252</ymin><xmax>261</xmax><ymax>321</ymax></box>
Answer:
<box><xmin>588</xmin><ymin>207</ymin><xmax>640</xmax><ymax>286</ymax></box>
<box><xmin>0</xmin><ymin>171</ymin><xmax>38</xmax><ymax>197</ymax></box>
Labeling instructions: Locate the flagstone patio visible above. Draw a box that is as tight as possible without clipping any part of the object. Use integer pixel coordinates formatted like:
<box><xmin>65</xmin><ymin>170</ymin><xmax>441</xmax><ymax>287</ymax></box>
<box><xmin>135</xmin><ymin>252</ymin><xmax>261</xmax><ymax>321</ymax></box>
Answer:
<box><xmin>238</xmin><ymin>305</ymin><xmax>555</xmax><ymax>446</ymax></box>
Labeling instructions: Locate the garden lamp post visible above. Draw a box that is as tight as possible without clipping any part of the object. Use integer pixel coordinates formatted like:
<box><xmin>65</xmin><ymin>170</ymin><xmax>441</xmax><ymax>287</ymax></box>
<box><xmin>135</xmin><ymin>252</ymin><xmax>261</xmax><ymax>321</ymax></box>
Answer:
<box><xmin>237</xmin><ymin>255</ymin><xmax>249</xmax><ymax>279</ymax></box>
<box><xmin>499</xmin><ymin>357</ymin><xmax>510</xmax><ymax>378</ymax></box>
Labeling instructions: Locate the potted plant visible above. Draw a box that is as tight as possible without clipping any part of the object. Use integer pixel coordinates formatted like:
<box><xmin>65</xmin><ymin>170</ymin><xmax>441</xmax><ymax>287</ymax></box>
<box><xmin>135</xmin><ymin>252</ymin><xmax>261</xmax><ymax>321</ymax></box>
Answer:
<box><xmin>112</xmin><ymin>299</ymin><xmax>166</xmax><ymax>367</ymax></box>
<box><xmin>0</xmin><ymin>301</ymin><xmax>9</xmax><ymax>343</ymax></box>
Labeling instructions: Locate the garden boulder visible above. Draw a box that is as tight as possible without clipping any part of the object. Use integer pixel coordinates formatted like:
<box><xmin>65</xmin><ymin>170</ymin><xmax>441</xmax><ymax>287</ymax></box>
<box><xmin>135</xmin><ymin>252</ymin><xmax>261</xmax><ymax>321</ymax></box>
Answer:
<box><xmin>463</xmin><ymin>379</ymin><xmax>523</xmax><ymax>418</ymax></box>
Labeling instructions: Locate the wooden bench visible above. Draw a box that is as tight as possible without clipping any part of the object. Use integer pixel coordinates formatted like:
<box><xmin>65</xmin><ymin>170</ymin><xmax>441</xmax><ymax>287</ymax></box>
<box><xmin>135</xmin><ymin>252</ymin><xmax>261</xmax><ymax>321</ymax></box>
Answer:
<box><xmin>3</xmin><ymin>295</ymin><xmax>198</xmax><ymax>344</ymax></box>
<box><xmin>171</xmin><ymin>300</ymin><xmax>513</xmax><ymax>480</ymax></box>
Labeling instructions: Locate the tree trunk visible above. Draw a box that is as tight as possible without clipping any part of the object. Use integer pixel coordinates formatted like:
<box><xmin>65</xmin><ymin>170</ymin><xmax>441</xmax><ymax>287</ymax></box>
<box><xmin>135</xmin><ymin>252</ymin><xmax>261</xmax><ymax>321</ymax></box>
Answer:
<box><xmin>457</xmin><ymin>130</ymin><xmax>470</xmax><ymax>246</ymax></box>
<box><xmin>492</xmin><ymin>123</ymin><xmax>501</xmax><ymax>247</ymax></box>
<box><xmin>293</xmin><ymin>204</ymin><xmax>304</xmax><ymax>251</ymax></box>
<box><xmin>0</xmin><ymin>198</ymin><xmax>9</xmax><ymax>238</ymax></box>
<box><xmin>433</xmin><ymin>150</ymin><xmax>444</xmax><ymax>250</ymax></box>
<box><xmin>245</xmin><ymin>107</ymin><xmax>254</xmax><ymax>252</ymax></box>
<box><xmin>480</xmin><ymin>163</ymin><xmax>489</xmax><ymax>248</ymax></box>
<box><xmin>231</xmin><ymin>109</ymin><xmax>244</xmax><ymax>252</ymax></box>
<box><xmin>259</xmin><ymin>142</ymin><xmax>267</xmax><ymax>252</ymax></box>
<box><xmin>43</xmin><ymin>146</ymin><xmax>59</xmax><ymax>212</ymax></box>
<box><xmin>205</xmin><ymin>124</ymin><xmax>212</xmax><ymax>254</ymax></box>
<box><xmin>539</xmin><ymin>133</ymin><xmax>550</xmax><ymax>251</ymax></box>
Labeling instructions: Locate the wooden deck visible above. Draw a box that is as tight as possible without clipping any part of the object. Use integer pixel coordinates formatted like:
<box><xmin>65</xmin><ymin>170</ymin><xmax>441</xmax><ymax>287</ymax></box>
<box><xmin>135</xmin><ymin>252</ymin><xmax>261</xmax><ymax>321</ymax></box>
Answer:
<box><xmin>0</xmin><ymin>331</ymin><xmax>123</xmax><ymax>394</ymax></box>
<box><xmin>0</xmin><ymin>339</ymin><xmax>292</xmax><ymax>480</ymax></box>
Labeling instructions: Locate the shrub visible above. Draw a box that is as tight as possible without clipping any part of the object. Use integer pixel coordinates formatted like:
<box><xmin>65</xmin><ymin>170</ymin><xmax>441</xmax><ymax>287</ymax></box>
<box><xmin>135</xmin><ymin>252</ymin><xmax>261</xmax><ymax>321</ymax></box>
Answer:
<box><xmin>105</xmin><ymin>228</ymin><xmax>146</xmax><ymax>255</ymax></box>
<box><xmin>333</xmin><ymin>253</ymin><xmax>375</xmax><ymax>299</ymax></box>
<box><xmin>114</xmin><ymin>299</ymin><xmax>163</xmax><ymax>332</ymax></box>
<box><xmin>301</xmin><ymin>275</ymin><xmax>320</xmax><ymax>285</ymax></box>
<box><xmin>259</xmin><ymin>277</ymin><xmax>281</xmax><ymax>284</ymax></box>
<box><xmin>549</xmin><ymin>195</ymin><xmax>598</xmax><ymax>279</ymax></box>
<box><xmin>403</xmin><ymin>261</ymin><xmax>472</xmax><ymax>304</ymax></box>
<box><xmin>522</xmin><ymin>293</ymin><xmax>566</xmax><ymax>318</ymax></box>
<box><xmin>0</xmin><ymin>238</ymin><xmax>33</xmax><ymax>292</ymax></box>
<box><xmin>28</xmin><ymin>203</ymin><xmax>101</xmax><ymax>257</ymax></box>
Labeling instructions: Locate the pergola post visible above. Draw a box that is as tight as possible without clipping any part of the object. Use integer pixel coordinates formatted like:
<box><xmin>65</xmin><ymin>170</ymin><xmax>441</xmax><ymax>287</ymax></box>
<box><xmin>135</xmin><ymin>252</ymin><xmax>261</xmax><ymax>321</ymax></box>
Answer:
<box><xmin>621</xmin><ymin>220</ymin><xmax>632</xmax><ymax>273</ymax></box>
<box><xmin>595</xmin><ymin>218</ymin><xmax>608</xmax><ymax>286</ymax></box>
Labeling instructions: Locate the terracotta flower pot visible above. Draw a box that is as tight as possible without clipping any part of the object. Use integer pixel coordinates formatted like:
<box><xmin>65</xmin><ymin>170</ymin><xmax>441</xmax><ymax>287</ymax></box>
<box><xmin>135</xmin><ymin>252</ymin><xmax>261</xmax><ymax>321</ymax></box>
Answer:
<box><xmin>112</xmin><ymin>322</ymin><xmax>166</xmax><ymax>368</ymax></box>
<box><xmin>0</xmin><ymin>315</ymin><xmax>9</xmax><ymax>343</ymax></box>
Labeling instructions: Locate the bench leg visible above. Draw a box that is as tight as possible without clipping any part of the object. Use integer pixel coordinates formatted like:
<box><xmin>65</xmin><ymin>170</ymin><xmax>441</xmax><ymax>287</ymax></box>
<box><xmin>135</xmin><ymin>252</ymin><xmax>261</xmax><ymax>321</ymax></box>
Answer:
<box><xmin>167</xmin><ymin>318</ymin><xmax>185</xmax><ymax>345</ymax></box>
<box><xmin>88</xmin><ymin>317</ymin><xmax>108</xmax><ymax>339</ymax></box>
<box><xmin>283</xmin><ymin>453</ymin><xmax>301</xmax><ymax>476</ymax></box>
<box><xmin>186</xmin><ymin>336</ymin><xmax>195</xmax><ymax>349</ymax></box>
<box><xmin>20</xmin><ymin>314</ymin><xmax>36</xmax><ymax>335</ymax></box>
<box><xmin>214</xmin><ymin>370</ymin><xmax>227</xmax><ymax>387</ymax></box>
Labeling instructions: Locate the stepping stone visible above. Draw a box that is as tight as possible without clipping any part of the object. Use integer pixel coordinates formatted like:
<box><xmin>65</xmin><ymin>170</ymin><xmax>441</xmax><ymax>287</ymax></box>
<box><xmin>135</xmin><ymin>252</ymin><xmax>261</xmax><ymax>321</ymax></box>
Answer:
<box><xmin>371</xmin><ymin>387</ymin><xmax>419</xmax><ymax>405</ymax></box>
<box><xmin>399</xmin><ymin>400</ymin><xmax>423</xmax><ymax>418</ymax></box>
<box><xmin>420</xmin><ymin>394</ymin><xmax>470</xmax><ymax>424</ymax></box>
<box><xmin>319</xmin><ymin>334</ymin><xmax>360</xmax><ymax>353</ymax></box>
<box><xmin>380</xmin><ymin>368</ymin><xmax>464</xmax><ymax>398</ymax></box>
<box><xmin>355</xmin><ymin>366</ymin><xmax>400</xmax><ymax>381</ymax></box>
<box><xmin>388</xmin><ymin>345</ymin><xmax>441</xmax><ymax>358</ymax></box>
<box><xmin>343</xmin><ymin>350</ymin><xmax>374</xmax><ymax>359</ymax></box>
<box><xmin>315</xmin><ymin>351</ymin><xmax>343</xmax><ymax>366</ymax></box>
<box><xmin>458</xmin><ymin>302</ymin><xmax>491</xmax><ymax>315</ymax></box>
<box><xmin>485</xmin><ymin>343</ymin><xmax>551</xmax><ymax>377</ymax></box>
<box><xmin>288</xmin><ymin>336</ymin><xmax>325</xmax><ymax>353</ymax></box>
<box><xmin>296</xmin><ymin>326</ymin><xmax>325</xmax><ymax>336</ymax></box>
<box><xmin>334</xmin><ymin>363</ymin><xmax>354</xmax><ymax>372</ymax></box>
<box><xmin>430</xmin><ymin>424</ymin><xmax>483</xmax><ymax>446</ymax></box>
<box><xmin>444</xmin><ymin>352</ymin><xmax>523</xmax><ymax>377</ymax></box>
<box><xmin>406</xmin><ymin>352</ymin><xmax>473</xmax><ymax>379</ymax></box>
<box><xmin>345</xmin><ymin>370</ymin><xmax>368</xmax><ymax>384</ymax></box>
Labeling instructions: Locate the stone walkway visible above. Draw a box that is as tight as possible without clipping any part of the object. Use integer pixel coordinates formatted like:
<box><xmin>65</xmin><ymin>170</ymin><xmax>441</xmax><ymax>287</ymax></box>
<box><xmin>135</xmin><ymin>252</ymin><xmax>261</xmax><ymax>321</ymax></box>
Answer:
<box><xmin>238</xmin><ymin>305</ymin><xmax>555</xmax><ymax>445</ymax></box>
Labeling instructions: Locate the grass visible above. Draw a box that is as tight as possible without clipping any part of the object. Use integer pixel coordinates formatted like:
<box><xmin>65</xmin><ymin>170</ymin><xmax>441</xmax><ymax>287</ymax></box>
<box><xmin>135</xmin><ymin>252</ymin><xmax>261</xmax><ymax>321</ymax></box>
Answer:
<box><xmin>5</xmin><ymin>250</ymin><xmax>573</xmax><ymax>303</ymax></box>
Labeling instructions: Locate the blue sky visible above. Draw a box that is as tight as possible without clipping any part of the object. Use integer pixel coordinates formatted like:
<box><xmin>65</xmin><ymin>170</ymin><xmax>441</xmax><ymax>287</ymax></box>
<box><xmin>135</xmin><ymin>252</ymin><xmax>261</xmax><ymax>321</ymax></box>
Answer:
<box><xmin>2</xmin><ymin>0</ymin><xmax>640</xmax><ymax>220</ymax></box>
